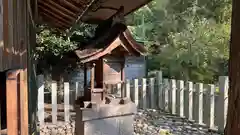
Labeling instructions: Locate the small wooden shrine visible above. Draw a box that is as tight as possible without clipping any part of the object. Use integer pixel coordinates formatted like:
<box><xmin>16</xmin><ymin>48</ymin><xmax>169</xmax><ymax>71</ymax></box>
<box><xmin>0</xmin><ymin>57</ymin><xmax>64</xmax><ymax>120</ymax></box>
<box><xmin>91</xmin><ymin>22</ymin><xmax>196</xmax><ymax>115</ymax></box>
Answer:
<box><xmin>71</xmin><ymin>7</ymin><xmax>147</xmax><ymax>104</ymax></box>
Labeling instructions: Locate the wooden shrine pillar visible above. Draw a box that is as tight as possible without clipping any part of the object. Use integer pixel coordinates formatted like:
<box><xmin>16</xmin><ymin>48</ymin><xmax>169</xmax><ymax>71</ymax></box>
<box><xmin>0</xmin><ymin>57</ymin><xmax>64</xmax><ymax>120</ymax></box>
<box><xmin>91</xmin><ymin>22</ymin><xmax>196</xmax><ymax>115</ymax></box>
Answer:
<box><xmin>83</xmin><ymin>64</ymin><xmax>89</xmax><ymax>100</ymax></box>
<box><xmin>6</xmin><ymin>69</ymin><xmax>28</xmax><ymax>135</ymax></box>
<box><xmin>83</xmin><ymin>64</ymin><xmax>87</xmax><ymax>89</ymax></box>
<box><xmin>19</xmin><ymin>70</ymin><xmax>28</xmax><ymax>135</ymax></box>
<box><xmin>90</xmin><ymin>63</ymin><xmax>95</xmax><ymax>91</ymax></box>
<box><xmin>6</xmin><ymin>70</ymin><xmax>20</xmax><ymax>135</ymax></box>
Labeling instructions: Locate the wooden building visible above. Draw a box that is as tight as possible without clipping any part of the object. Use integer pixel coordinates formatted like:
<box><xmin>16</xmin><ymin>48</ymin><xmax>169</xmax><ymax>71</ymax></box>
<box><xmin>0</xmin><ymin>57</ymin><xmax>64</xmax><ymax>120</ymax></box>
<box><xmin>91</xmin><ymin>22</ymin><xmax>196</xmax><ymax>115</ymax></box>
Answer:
<box><xmin>71</xmin><ymin>22</ymin><xmax>147</xmax><ymax>102</ymax></box>
<box><xmin>0</xmin><ymin>0</ymin><xmax>152</xmax><ymax>134</ymax></box>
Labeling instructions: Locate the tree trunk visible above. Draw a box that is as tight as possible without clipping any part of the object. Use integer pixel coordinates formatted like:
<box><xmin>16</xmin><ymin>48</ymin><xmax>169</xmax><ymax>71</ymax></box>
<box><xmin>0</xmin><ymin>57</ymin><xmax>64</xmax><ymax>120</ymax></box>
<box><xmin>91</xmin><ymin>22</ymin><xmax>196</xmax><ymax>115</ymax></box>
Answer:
<box><xmin>225</xmin><ymin>0</ymin><xmax>240</xmax><ymax>134</ymax></box>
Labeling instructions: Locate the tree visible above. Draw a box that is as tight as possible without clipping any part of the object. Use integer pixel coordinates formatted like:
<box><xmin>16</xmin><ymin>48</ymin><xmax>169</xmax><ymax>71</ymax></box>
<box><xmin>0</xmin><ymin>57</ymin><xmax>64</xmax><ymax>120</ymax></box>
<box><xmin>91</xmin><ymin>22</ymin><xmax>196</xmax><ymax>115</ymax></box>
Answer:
<box><xmin>225</xmin><ymin>0</ymin><xmax>240</xmax><ymax>134</ymax></box>
<box><xmin>127</xmin><ymin>0</ymin><xmax>231</xmax><ymax>83</ymax></box>
<box><xmin>35</xmin><ymin>24</ymin><xmax>95</xmax><ymax>73</ymax></box>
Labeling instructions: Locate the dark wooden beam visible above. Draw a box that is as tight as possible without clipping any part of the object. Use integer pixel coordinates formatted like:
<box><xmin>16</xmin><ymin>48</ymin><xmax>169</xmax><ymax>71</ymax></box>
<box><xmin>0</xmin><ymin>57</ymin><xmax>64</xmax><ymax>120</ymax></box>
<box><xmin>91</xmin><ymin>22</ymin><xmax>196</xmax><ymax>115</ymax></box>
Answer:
<box><xmin>38</xmin><ymin>6</ymin><xmax>71</xmax><ymax>25</ymax></box>
<box><xmin>60</xmin><ymin>0</ymin><xmax>84</xmax><ymax>12</ymax></box>
<box><xmin>71</xmin><ymin>0</ymin><xmax>90</xmax><ymax>6</ymax></box>
<box><xmin>44</xmin><ymin>0</ymin><xmax>77</xmax><ymax>17</ymax></box>
<box><xmin>38</xmin><ymin>1</ymin><xmax>76</xmax><ymax>21</ymax></box>
<box><xmin>39</xmin><ymin>12</ymin><xmax>69</xmax><ymax>29</ymax></box>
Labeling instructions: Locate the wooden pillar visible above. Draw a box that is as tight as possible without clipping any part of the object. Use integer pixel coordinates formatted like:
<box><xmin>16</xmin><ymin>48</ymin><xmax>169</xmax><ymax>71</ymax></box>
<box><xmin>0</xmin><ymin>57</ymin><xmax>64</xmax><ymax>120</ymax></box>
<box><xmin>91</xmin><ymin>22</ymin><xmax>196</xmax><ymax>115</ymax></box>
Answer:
<box><xmin>83</xmin><ymin>64</ymin><xmax>87</xmax><ymax>97</ymax></box>
<box><xmin>83</xmin><ymin>64</ymin><xmax>87</xmax><ymax>88</ymax></box>
<box><xmin>19</xmin><ymin>70</ymin><xmax>28</xmax><ymax>135</ymax></box>
<box><xmin>6</xmin><ymin>70</ymin><xmax>20</xmax><ymax>135</ymax></box>
<box><xmin>91</xmin><ymin>63</ymin><xmax>95</xmax><ymax>100</ymax></box>
<box><xmin>5</xmin><ymin>69</ymin><xmax>28</xmax><ymax>135</ymax></box>
<box><xmin>91</xmin><ymin>63</ymin><xmax>95</xmax><ymax>91</ymax></box>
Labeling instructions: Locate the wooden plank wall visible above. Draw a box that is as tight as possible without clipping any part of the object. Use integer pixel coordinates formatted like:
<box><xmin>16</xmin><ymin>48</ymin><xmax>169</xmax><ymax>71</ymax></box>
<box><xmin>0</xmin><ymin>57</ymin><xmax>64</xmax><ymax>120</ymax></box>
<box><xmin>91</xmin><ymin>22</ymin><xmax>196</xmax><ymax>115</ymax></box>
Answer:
<box><xmin>0</xmin><ymin>0</ymin><xmax>34</xmax><ymax>135</ymax></box>
<box><xmin>0</xmin><ymin>0</ymin><xmax>3</xmax><ymax>71</ymax></box>
<box><xmin>0</xmin><ymin>0</ymin><xmax>29</xmax><ymax>72</ymax></box>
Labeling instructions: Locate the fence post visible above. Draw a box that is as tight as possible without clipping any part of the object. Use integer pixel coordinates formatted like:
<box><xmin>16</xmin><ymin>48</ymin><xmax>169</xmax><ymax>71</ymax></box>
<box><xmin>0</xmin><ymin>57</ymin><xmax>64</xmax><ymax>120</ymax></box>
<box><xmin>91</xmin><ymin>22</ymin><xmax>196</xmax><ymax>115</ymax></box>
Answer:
<box><xmin>163</xmin><ymin>79</ymin><xmax>169</xmax><ymax>112</ymax></box>
<box><xmin>209</xmin><ymin>84</ymin><xmax>215</xmax><ymax>129</ymax></box>
<box><xmin>75</xmin><ymin>82</ymin><xmax>79</xmax><ymax>100</ymax></box>
<box><xmin>52</xmin><ymin>82</ymin><xmax>57</xmax><ymax>124</ymax></box>
<box><xmin>37</xmin><ymin>75</ymin><xmax>44</xmax><ymax>126</ymax></box>
<box><xmin>177</xmin><ymin>80</ymin><xmax>184</xmax><ymax>117</ymax></box>
<box><xmin>64</xmin><ymin>82</ymin><xmax>70</xmax><ymax>123</ymax></box>
<box><xmin>125</xmin><ymin>80</ymin><xmax>131</xmax><ymax>99</ymax></box>
<box><xmin>217</xmin><ymin>76</ymin><xmax>228</xmax><ymax>132</ymax></box>
<box><xmin>134</xmin><ymin>79</ymin><xmax>139</xmax><ymax>107</ymax></box>
<box><xmin>156</xmin><ymin>71</ymin><xmax>163</xmax><ymax>109</ymax></box>
<box><xmin>117</xmin><ymin>83</ymin><xmax>122</xmax><ymax>98</ymax></box>
<box><xmin>142</xmin><ymin>78</ymin><xmax>147</xmax><ymax>109</ymax></box>
<box><xmin>187</xmin><ymin>82</ymin><xmax>193</xmax><ymax>121</ymax></box>
<box><xmin>150</xmin><ymin>78</ymin><xmax>155</xmax><ymax>109</ymax></box>
<box><xmin>196</xmin><ymin>83</ymin><xmax>204</xmax><ymax>125</ymax></box>
<box><xmin>170</xmin><ymin>79</ymin><xmax>176</xmax><ymax>115</ymax></box>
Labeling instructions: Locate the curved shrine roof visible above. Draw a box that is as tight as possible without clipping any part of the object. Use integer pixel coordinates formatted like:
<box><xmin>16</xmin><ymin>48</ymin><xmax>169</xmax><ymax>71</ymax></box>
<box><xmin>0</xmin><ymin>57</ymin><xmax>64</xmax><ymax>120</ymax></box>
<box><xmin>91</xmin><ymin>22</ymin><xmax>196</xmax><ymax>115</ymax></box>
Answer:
<box><xmin>74</xmin><ymin>23</ymin><xmax>147</xmax><ymax>63</ymax></box>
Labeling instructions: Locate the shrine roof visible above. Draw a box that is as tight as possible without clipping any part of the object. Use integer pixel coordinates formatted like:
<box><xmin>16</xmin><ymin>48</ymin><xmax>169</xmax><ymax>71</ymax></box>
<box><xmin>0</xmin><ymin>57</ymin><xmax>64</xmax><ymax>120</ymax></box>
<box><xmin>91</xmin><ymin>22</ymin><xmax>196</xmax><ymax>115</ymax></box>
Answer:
<box><xmin>37</xmin><ymin>0</ymin><xmax>152</xmax><ymax>30</ymax></box>
<box><xmin>74</xmin><ymin>23</ymin><xmax>147</xmax><ymax>63</ymax></box>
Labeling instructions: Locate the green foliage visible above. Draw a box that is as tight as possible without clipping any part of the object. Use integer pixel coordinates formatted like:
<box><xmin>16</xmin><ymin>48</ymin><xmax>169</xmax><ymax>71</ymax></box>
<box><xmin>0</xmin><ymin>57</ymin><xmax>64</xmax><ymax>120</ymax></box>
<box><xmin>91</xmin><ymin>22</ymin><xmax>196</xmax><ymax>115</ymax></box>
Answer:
<box><xmin>127</xmin><ymin>0</ymin><xmax>231</xmax><ymax>83</ymax></box>
<box><xmin>35</xmin><ymin>24</ymin><xmax>95</xmax><ymax>72</ymax></box>
<box><xmin>36</xmin><ymin>26</ymin><xmax>76</xmax><ymax>59</ymax></box>
<box><xmin>156</xmin><ymin>19</ymin><xmax>229</xmax><ymax>82</ymax></box>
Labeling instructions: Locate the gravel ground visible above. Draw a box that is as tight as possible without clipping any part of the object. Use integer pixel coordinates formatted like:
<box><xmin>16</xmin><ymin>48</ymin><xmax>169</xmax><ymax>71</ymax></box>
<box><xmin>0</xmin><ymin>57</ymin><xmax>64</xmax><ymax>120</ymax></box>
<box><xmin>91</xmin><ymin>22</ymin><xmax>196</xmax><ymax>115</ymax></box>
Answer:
<box><xmin>40</xmin><ymin>109</ymin><xmax>223</xmax><ymax>135</ymax></box>
<box><xmin>134</xmin><ymin>109</ymin><xmax>222</xmax><ymax>135</ymax></box>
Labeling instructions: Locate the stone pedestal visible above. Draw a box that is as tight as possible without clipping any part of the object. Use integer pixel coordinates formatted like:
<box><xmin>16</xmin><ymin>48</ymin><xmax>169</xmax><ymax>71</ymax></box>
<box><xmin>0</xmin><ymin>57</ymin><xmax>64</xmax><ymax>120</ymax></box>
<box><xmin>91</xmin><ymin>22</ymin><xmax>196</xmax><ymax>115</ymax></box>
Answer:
<box><xmin>75</xmin><ymin>98</ymin><xmax>137</xmax><ymax>135</ymax></box>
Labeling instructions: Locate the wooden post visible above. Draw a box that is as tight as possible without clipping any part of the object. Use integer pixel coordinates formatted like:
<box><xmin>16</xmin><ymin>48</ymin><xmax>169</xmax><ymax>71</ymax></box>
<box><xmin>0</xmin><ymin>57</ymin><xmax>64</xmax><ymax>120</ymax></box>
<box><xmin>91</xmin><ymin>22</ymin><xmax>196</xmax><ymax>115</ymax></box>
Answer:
<box><xmin>19</xmin><ymin>70</ymin><xmax>28</xmax><ymax>135</ymax></box>
<box><xmin>117</xmin><ymin>83</ymin><xmax>121</xmax><ymax>98</ymax></box>
<box><xmin>142</xmin><ymin>78</ymin><xmax>147</xmax><ymax>109</ymax></box>
<box><xmin>121</xmin><ymin>60</ymin><xmax>125</xmax><ymax>98</ymax></box>
<box><xmin>150</xmin><ymin>78</ymin><xmax>155</xmax><ymax>109</ymax></box>
<box><xmin>83</xmin><ymin>64</ymin><xmax>87</xmax><ymax>97</ymax></box>
<box><xmin>163</xmin><ymin>79</ymin><xmax>169</xmax><ymax>112</ymax></box>
<box><xmin>134</xmin><ymin>79</ymin><xmax>139</xmax><ymax>107</ymax></box>
<box><xmin>209</xmin><ymin>84</ymin><xmax>215</xmax><ymax>129</ymax></box>
<box><xmin>187</xmin><ymin>81</ymin><xmax>193</xmax><ymax>121</ymax></box>
<box><xmin>91</xmin><ymin>64</ymin><xmax>95</xmax><ymax>91</ymax></box>
<box><xmin>52</xmin><ymin>82</ymin><xmax>57</xmax><ymax>124</ymax></box>
<box><xmin>125</xmin><ymin>80</ymin><xmax>130</xmax><ymax>99</ymax></box>
<box><xmin>217</xmin><ymin>76</ymin><xmax>228</xmax><ymax>132</ymax></box>
<box><xmin>196</xmin><ymin>83</ymin><xmax>203</xmax><ymax>125</ymax></box>
<box><xmin>6</xmin><ymin>70</ymin><xmax>20</xmax><ymax>135</ymax></box>
<box><xmin>75</xmin><ymin>82</ymin><xmax>79</xmax><ymax>100</ymax></box>
<box><xmin>64</xmin><ymin>82</ymin><xmax>70</xmax><ymax>123</ymax></box>
<box><xmin>177</xmin><ymin>80</ymin><xmax>184</xmax><ymax>117</ymax></box>
<box><xmin>37</xmin><ymin>75</ymin><xmax>44</xmax><ymax>126</ymax></box>
<box><xmin>170</xmin><ymin>79</ymin><xmax>176</xmax><ymax>115</ymax></box>
<box><xmin>84</xmin><ymin>64</ymin><xmax>87</xmax><ymax>89</ymax></box>
<box><xmin>156</xmin><ymin>71</ymin><xmax>163</xmax><ymax>109</ymax></box>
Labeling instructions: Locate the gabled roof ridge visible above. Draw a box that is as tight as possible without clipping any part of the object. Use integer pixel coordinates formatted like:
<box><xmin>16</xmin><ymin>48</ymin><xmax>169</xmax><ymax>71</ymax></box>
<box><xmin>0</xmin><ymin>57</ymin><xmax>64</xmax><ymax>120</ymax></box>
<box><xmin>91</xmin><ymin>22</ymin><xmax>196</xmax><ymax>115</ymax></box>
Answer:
<box><xmin>122</xmin><ymin>29</ymin><xmax>147</xmax><ymax>55</ymax></box>
<box><xmin>73</xmin><ymin>24</ymin><xmax>147</xmax><ymax>63</ymax></box>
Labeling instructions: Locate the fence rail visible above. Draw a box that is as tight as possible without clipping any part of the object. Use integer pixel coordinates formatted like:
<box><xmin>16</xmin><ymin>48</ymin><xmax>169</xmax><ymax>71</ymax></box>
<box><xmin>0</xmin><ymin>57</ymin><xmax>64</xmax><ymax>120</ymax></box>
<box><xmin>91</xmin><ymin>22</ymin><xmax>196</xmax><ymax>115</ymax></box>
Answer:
<box><xmin>37</xmin><ymin>71</ymin><xmax>228</xmax><ymax>133</ymax></box>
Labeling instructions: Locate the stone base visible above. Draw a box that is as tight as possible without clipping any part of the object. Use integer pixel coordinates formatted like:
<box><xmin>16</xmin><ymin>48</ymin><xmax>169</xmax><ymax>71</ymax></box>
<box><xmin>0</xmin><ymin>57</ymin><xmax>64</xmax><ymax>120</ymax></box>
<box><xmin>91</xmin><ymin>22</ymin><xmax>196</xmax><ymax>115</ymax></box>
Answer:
<box><xmin>75</xmin><ymin>98</ymin><xmax>137</xmax><ymax>135</ymax></box>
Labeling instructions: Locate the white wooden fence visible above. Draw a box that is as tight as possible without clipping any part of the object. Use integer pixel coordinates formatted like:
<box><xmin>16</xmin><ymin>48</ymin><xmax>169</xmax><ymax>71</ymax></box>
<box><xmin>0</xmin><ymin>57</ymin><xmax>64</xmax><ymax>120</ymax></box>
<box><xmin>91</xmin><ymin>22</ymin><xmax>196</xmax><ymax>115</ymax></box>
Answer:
<box><xmin>37</xmin><ymin>71</ymin><xmax>228</xmax><ymax>133</ymax></box>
